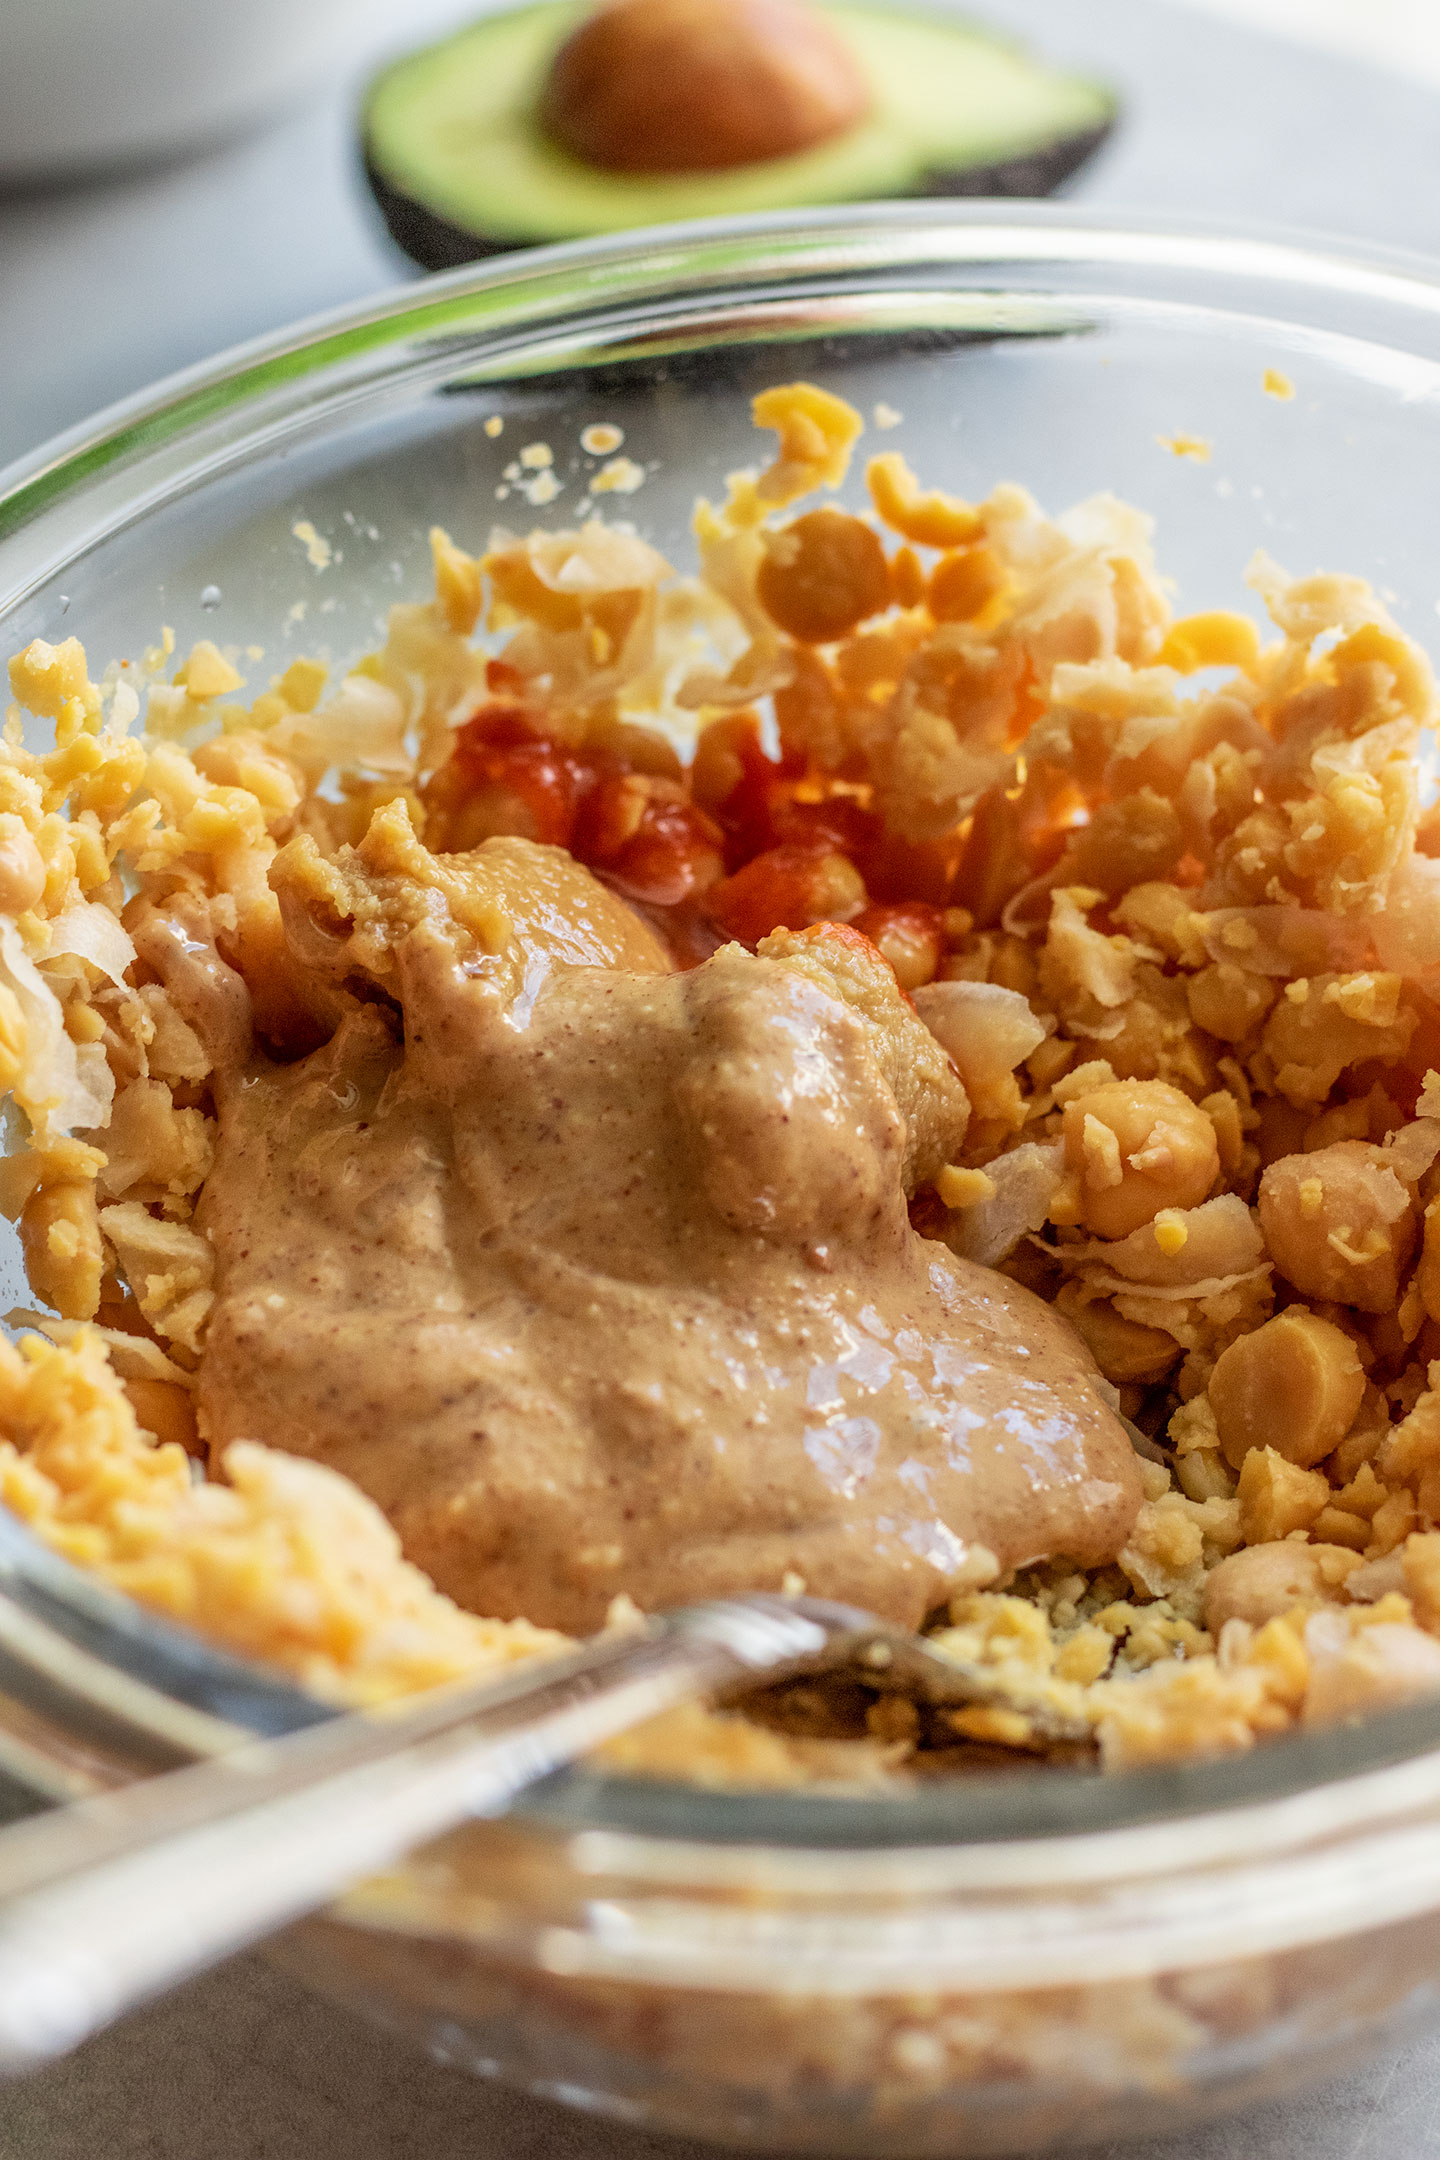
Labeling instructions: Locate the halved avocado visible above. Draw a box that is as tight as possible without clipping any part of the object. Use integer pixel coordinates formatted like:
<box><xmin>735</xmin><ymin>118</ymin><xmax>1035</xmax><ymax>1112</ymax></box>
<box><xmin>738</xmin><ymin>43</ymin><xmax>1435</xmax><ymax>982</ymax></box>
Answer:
<box><xmin>364</xmin><ymin>2</ymin><xmax>1118</xmax><ymax>271</ymax></box>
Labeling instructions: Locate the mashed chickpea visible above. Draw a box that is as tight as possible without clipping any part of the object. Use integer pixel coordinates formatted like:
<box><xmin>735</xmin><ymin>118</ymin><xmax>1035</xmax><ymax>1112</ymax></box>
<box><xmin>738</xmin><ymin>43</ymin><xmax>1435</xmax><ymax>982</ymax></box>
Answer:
<box><xmin>5</xmin><ymin>381</ymin><xmax>1440</xmax><ymax>1780</ymax></box>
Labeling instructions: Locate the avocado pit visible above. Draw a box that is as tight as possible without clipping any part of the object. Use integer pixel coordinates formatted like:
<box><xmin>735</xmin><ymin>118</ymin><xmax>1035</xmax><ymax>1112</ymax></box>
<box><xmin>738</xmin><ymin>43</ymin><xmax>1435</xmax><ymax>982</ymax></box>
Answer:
<box><xmin>539</xmin><ymin>0</ymin><xmax>871</xmax><ymax>174</ymax></box>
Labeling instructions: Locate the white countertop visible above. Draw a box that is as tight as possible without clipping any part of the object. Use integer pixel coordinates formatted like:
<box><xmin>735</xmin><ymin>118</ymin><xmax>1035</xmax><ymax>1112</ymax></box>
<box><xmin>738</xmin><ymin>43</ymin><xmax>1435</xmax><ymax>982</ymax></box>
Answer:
<box><xmin>1180</xmin><ymin>0</ymin><xmax>1440</xmax><ymax>84</ymax></box>
<box><xmin>5</xmin><ymin>2</ymin><xmax>1440</xmax><ymax>2154</ymax></box>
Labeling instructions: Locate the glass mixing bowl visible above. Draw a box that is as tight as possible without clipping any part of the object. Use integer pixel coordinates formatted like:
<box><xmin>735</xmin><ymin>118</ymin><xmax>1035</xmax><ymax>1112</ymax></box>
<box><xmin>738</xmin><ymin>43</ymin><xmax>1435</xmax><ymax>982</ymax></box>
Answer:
<box><xmin>8</xmin><ymin>203</ymin><xmax>1440</xmax><ymax>2153</ymax></box>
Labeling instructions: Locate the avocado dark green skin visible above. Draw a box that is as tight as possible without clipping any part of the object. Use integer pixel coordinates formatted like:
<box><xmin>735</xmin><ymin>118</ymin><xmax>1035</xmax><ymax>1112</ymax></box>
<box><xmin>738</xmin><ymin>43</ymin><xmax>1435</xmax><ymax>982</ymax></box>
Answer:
<box><xmin>365</xmin><ymin>119</ymin><xmax>1116</xmax><ymax>273</ymax></box>
<box><xmin>365</xmin><ymin>156</ymin><xmax>521</xmax><ymax>273</ymax></box>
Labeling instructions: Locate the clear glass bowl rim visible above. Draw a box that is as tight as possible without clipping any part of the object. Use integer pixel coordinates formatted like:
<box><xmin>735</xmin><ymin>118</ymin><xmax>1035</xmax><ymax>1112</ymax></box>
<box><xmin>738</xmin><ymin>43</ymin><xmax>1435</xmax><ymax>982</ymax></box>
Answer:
<box><xmin>7</xmin><ymin>199</ymin><xmax>1440</xmax><ymax>1866</ymax></box>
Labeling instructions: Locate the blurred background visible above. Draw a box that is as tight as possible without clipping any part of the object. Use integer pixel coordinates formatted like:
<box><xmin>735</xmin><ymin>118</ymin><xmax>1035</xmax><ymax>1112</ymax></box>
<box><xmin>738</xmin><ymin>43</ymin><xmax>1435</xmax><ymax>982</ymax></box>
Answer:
<box><xmin>3</xmin><ymin>0</ymin><xmax>1440</xmax><ymax>472</ymax></box>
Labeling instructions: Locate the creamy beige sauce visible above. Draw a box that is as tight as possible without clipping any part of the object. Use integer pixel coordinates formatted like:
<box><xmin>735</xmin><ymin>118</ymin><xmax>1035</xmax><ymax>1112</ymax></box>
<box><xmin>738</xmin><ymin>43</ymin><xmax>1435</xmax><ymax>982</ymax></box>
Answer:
<box><xmin>192</xmin><ymin>835</ymin><xmax>1141</xmax><ymax>1633</ymax></box>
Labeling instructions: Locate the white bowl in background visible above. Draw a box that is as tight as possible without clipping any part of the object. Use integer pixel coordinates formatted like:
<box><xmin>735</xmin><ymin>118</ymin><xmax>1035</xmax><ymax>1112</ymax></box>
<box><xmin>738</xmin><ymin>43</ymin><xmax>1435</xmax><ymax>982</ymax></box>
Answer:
<box><xmin>0</xmin><ymin>0</ymin><xmax>473</xmax><ymax>185</ymax></box>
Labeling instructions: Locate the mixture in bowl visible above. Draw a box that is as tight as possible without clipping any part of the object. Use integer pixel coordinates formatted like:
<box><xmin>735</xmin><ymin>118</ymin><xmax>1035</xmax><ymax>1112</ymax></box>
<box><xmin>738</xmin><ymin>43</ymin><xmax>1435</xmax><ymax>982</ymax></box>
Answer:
<box><xmin>4</xmin><ymin>381</ymin><xmax>1440</xmax><ymax>1778</ymax></box>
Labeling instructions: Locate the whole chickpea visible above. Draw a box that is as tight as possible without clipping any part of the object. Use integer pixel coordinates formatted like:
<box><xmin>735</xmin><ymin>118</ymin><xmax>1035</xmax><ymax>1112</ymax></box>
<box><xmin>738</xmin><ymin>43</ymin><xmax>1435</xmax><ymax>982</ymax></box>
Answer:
<box><xmin>1208</xmin><ymin>1308</ymin><xmax>1365</xmax><ymax>1472</ymax></box>
<box><xmin>1258</xmin><ymin>1141</ymin><xmax>1414</xmax><ymax>1312</ymax></box>
<box><xmin>19</xmin><ymin>1180</ymin><xmax>101</xmax><ymax>1320</ymax></box>
<box><xmin>121</xmin><ymin>1378</ymin><xmax>200</xmax><ymax>1454</ymax></box>
<box><xmin>852</xmin><ymin>902</ymin><xmax>943</xmax><ymax>991</ymax></box>
<box><xmin>927</xmin><ymin>545</ymin><xmax>1006</xmax><ymax>624</ymax></box>
<box><xmin>707</xmin><ymin>840</ymin><xmax>865</xmax><ymax>946</ymax></box>
<box><xmin>1185</xmin><ymin>961</ymin><xmax>1276</xmax><ymax>1044</ymax></box>
<box><xmin>755</xmin><ymin>509</ymin><xmax>890</xmax><ymax>644</ymax></box>
<box><xmin>0</xmin><ymin>814</ymin><xmax>46</xmax><ymax>917</ymax></box>
<box><xmin>1053</xmin><ymin>1284</ymin><xmax>1180</xmax><ymax>1385</ymax></box>
<box><xmin>1202</xmin><ymin>1540</ymin><xmax>1362</xmax><ymax>1633</ymax></box>
<box><xmin>1060</xmin><ymin>1079</ymin><xmax>1218</xmax><ymax>1240</ymax></box>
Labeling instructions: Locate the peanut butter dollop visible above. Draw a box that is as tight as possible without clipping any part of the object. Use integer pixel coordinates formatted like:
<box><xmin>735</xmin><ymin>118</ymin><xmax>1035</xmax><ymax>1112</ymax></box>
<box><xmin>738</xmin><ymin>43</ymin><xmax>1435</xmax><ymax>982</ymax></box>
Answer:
<box><xmin>193</xmin><ymin>822</ymin><xmax>1141</xmax><ymax>1633</ymax></box>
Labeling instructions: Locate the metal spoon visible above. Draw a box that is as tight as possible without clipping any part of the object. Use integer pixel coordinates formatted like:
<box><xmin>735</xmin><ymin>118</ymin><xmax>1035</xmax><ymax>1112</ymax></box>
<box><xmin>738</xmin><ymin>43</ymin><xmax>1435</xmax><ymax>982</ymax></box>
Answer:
<box><xmin>0</xmin><ymin>1591</ymin><xmax>1089</xmax><ymax>2073</ymax></box>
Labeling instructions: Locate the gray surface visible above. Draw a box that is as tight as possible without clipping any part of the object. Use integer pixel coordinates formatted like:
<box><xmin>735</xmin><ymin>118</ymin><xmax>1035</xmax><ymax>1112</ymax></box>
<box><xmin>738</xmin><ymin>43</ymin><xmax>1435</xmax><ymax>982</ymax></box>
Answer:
<box><xmin>3</xmin><ymin>1</ymin><xmax>1440</xmax><ymax>2155</ymax></box>
<box><xmin>4</xmin><ymin>0</ymin><xmax>1440</xmax><ymax>473</ymax></box>
<box><xmin>0</xmin><ymin>1950</ymin><xmax>1439</xmax><ymax>2160</ymax></box>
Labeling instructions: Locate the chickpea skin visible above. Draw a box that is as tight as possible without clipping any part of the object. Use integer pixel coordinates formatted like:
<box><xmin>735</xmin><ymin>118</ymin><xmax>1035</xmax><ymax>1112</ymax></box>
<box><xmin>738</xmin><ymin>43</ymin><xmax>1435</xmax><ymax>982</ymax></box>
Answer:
<box><xmin>1202</xmin><ymin>1540</ymin><xmax>1362</xmax><ymax>1634</ymax></box>
<box><xmin>1060</xmin><ymin>1079</ymin><xmax>1218</xmax><ymax>1240</ymax></box>
<box><xmin>1209</xmin><ymin>1309</ymin><xmax>1365</xmax><ymax>1472</ymax></box>
<box><xmin>1258</xmin><ymin>1141</ymin><xmax>1415</xmax><ymax>1312</ymax></box>
<box><xmin>0</xmin><ymin>814</ymin><xmax>46</xmax><ymax>917</ymax></box>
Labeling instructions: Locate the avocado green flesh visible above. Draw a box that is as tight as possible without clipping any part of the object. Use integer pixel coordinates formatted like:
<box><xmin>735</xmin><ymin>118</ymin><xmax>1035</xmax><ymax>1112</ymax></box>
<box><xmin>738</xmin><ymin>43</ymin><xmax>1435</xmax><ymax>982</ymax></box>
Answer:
<box><xmin>364</xmin><ymin>2</ymin><xmax>1115</xmax><ymax>253</ymax></box>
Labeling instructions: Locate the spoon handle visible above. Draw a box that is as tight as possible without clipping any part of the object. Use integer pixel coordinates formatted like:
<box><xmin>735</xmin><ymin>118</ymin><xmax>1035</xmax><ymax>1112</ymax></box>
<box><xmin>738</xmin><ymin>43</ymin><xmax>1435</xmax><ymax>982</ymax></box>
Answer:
<box><xmin>0</xmin><ymin>1596</ymin><xmax>838</xmax><ymax>2071</ymax></box>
